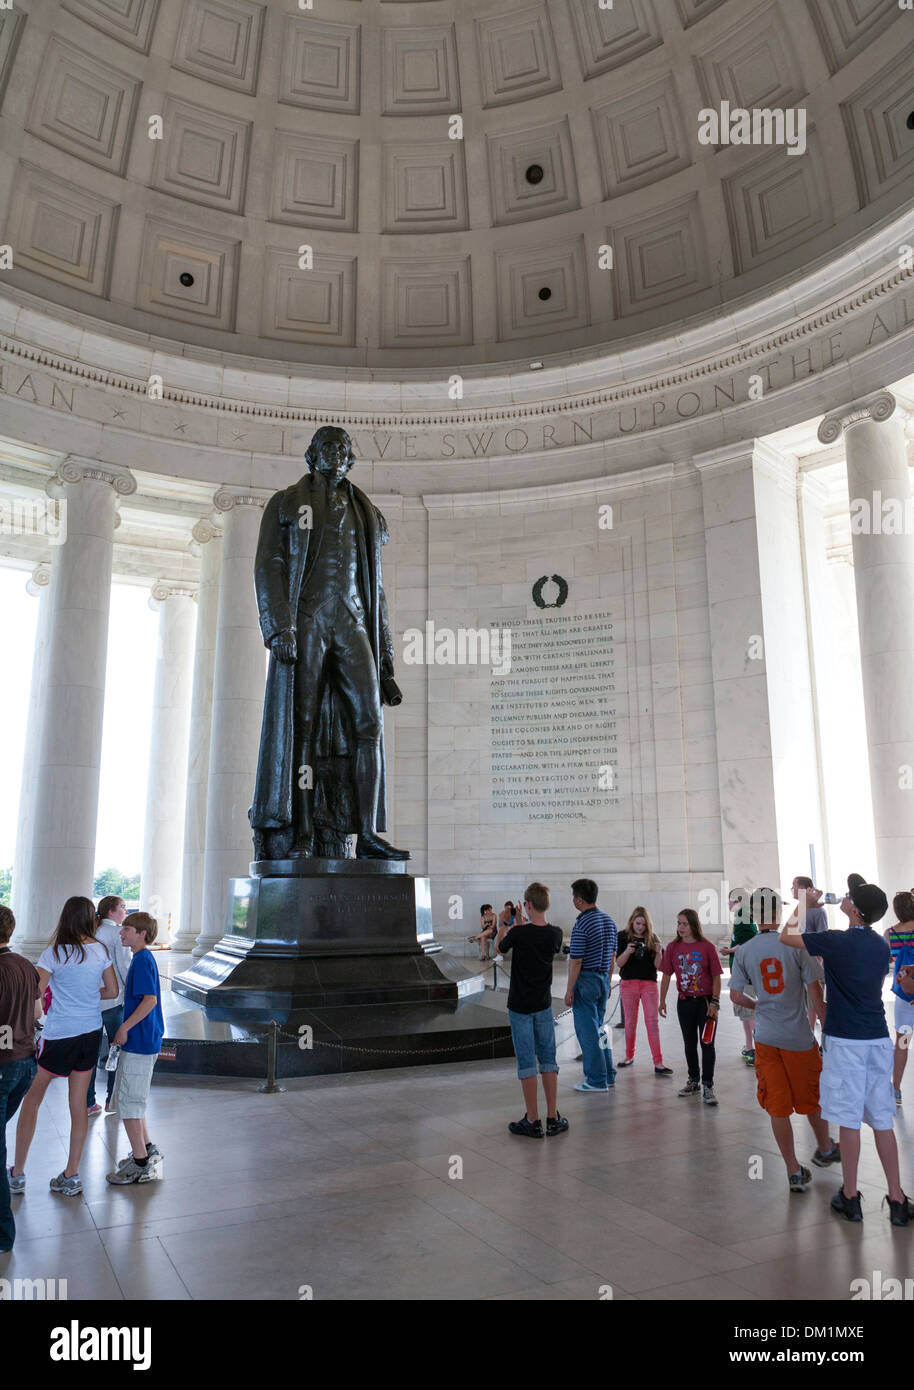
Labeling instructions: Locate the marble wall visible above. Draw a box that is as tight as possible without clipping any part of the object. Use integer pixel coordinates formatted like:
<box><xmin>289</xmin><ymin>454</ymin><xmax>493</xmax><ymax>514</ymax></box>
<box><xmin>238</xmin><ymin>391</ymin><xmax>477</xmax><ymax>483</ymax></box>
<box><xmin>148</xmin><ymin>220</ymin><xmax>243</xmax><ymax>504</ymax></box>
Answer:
<box><xmin>379</xmin><ymin>462</ymin><xmax>731</xmax><ymax>945</ymax></box>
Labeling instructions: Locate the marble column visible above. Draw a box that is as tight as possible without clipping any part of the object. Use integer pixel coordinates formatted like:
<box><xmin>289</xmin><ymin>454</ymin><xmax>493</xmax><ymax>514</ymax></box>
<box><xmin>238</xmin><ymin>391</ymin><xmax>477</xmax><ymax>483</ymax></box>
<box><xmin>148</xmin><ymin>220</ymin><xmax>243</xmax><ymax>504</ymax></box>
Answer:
<box><xmin>171</xmin><ymin>519</ymin><xmax>222</xmax><ymax>953</ymax></box>
<box><xmin>195</xmin><ymin>488</ymin><xmax>268</xmax><ymax>956</ymax></box>
<box><xmin>140</xmin><ymin>580</ymin><xmax>197</xmax><ymax>941</ymax></box>
<box><xmin>14</xmin><ymin>458</ymin><xmax>136</xmax><ymax>960</ymax></box>
<box><xmin>695</xmin><ymin>439</ymin><xmax>823</xmax><ymax>897</ymax></box>
<box><xmin>818</xmin><ymin>391</ymin><xmax>914</xmax><ymax>892</ymax></box>
<box><xmin>10</xmin><ymin>563</ymin><xmax>52</xmax><ymax>926</ymax></box>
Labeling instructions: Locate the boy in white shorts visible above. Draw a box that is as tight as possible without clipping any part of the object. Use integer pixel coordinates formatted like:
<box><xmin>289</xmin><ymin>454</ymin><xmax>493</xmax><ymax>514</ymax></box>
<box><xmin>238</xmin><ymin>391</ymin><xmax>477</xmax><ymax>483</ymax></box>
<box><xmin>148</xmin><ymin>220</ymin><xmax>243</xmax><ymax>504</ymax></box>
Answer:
<box><xmin>106</xmin><ymin>913</ymin><xmax>165</xmax><ymax>1186</ymax></box>
<box><xmin>781</xmin><ymin>880</ymin><xmax>913</xmax><ymax>1226</ymax></box>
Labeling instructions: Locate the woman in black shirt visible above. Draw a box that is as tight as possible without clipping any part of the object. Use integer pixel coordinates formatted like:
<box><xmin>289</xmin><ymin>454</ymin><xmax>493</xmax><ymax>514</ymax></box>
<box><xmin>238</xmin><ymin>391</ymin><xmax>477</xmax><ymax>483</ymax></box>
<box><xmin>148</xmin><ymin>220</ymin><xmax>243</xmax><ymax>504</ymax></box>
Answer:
<box><xmin>615</xmin><ymin>907</ymin><xmax>672</xmax><ymax>1075</ymax></box>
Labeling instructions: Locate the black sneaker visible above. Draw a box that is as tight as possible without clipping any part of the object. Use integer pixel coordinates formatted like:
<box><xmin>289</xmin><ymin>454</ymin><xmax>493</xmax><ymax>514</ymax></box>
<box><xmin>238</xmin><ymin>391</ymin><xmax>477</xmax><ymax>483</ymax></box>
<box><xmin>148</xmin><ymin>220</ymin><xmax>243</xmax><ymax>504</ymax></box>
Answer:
<box><xmin>508</xmin><ymin>1115</ymin><xmax>543</xmax><ymax>1139</ymax></box>
<box><xmin>546</xmin><ymin>1113</ymin><xmax>569</xmax><ymax>1137</ymax></box>
<box><xmin>788</xmin><ymin>1165</ymin><xmax>812</xmax><ymax>1194</ymax></box>
<box><xmin>654</xmin><ymin>1065</ymin><xmax>673</xmax><ymax>1076</ymax></box>
<box><xmin>812</xmin><ymin>1143</ymin><xmax>841</xmax><ymax>1167</ymax></box>
<box><xmin>884</xmin><ymin>1194</ymin><xmax>914</xmax><ymax>1227</ymax></box>
<box><xmin>831</xmin><ymin>1188</ymin><xmax>863</xmax><ymax>1222</ymax></box>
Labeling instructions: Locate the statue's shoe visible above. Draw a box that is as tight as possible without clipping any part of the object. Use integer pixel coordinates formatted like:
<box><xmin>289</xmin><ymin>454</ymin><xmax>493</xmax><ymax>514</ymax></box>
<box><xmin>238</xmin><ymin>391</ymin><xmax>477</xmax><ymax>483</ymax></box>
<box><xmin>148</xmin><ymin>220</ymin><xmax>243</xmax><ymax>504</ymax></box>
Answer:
<box><xmin>356</xmin><ymin>833</ymin><xmax>410</xmax><ymax>861</ymax></box>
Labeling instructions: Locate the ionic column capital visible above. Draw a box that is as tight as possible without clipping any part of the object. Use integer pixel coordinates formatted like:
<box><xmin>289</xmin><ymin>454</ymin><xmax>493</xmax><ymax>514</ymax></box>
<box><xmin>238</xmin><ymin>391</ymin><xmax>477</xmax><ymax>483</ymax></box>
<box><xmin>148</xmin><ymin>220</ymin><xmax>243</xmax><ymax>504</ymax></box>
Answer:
<box><xmin>149</xmin><ymin>579</ymin><xmax>199</xmax><ymax>609</ymax></box>
<box><xmin>212</xmin><ymin>486</ymin><xmax>269</xmax><ymax>513</ymax></box>
<box><xmin>25</xmin><ymin>562</ymin><xmax>51</xmax><ymax>596</ymax></box>
<box><xmin>191</xmin><ymin>517</ymin><xmax>223</xmax><ymax>546</ymax></box>
<box><xmin>817</xmin><ymin>391</ymin><xmax>897</xmax><ymax>445</ymax></box>
<box><xmin>47</xmin><ymin>456</ymin><xmax>138</xmax><ymax>497</ymax></box>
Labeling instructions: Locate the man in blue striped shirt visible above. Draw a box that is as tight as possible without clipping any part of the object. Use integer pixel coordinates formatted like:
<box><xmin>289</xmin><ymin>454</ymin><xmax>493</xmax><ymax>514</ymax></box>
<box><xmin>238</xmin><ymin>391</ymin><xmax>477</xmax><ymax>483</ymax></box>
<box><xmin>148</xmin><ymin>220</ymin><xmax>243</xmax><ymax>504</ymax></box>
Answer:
<box><xmin>564</xmin><ymin>879</ymin><xmax>617</xmax><ymax>1091</ymax></box>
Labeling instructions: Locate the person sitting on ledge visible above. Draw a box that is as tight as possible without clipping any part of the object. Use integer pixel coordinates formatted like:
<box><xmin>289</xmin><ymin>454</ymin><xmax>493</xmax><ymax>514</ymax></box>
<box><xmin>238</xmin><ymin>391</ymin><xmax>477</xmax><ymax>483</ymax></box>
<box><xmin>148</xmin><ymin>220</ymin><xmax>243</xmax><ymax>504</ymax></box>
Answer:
<box><xmin>467</xmin><ymin>904</ymin><xmax>498</xmax><ymax>962</ymax></box>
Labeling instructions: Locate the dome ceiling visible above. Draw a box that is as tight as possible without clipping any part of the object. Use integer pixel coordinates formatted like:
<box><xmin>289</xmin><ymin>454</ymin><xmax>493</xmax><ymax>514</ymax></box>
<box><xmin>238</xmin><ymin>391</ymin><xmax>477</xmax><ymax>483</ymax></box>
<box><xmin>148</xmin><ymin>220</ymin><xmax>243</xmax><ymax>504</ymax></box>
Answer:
<box><xmin>0</xmin><ymin>0</ymin><xmax>911</xmax><ymax>369</ymax></box>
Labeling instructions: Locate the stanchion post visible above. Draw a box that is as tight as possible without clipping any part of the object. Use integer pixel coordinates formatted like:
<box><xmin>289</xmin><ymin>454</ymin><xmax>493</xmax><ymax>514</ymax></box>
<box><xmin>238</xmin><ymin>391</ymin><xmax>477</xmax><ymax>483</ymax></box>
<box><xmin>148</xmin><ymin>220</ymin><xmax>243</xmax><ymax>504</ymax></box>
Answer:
<box><xmin>257</xmin><ymin>1019</ymin><xmax>285</xmax><ymax>1094</ymax></box>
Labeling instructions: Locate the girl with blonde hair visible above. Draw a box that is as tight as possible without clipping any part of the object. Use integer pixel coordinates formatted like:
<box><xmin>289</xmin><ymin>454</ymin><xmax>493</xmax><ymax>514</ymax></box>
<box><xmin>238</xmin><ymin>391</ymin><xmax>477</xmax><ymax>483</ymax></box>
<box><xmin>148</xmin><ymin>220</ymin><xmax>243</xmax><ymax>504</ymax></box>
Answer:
<box><xmin>614</xmin><ymin>906</ymin><xmax>672</xmax><ymax>1075</ymax></box>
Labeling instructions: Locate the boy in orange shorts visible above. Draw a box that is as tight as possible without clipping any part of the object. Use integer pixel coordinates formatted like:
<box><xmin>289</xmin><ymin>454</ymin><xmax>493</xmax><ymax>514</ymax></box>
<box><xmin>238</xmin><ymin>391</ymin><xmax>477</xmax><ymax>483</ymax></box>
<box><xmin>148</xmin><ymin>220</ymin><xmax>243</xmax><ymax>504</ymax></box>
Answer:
<box><xmin>729</xmin><ymin>888</ymin><xmax>839</xmax><ymax>1192</ymax></box>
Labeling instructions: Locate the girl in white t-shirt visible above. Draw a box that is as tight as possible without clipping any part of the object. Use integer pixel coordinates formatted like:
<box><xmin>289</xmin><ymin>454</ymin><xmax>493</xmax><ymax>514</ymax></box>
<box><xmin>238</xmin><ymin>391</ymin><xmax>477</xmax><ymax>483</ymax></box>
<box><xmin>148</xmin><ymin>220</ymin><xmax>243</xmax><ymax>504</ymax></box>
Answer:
<box><xmin>87</xmin><ymin>895</ymin><xmax>132</xmax><ymax>1113</ymax></box>
<box><xmin>12</xmin><ymin>897</ymin><xmax>117</xmax><ymax>1199</ymax></box>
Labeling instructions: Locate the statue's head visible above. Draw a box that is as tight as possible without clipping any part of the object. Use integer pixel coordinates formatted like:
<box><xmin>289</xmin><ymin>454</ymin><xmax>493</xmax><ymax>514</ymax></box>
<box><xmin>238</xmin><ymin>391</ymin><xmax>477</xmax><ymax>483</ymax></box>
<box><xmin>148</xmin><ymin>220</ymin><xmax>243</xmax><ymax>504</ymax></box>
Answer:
<box><xmin>305</xmin><ymin>426</ymin><xmax>355</xmax><ymax>483</ymax></box>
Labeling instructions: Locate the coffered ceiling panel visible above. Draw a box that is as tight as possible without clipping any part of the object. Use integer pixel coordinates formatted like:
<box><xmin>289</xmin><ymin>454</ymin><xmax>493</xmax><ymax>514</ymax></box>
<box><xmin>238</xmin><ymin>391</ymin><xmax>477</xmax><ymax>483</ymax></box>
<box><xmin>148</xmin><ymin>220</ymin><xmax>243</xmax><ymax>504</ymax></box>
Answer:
<box><xmin>6</xmin><ymin>161</ymin><xmax>118</xmax><ymax>297</ymax></box>
<box><xmin>611</xmin><ymin>195</ymin><xmax>710</xmax><ymax>316</ymax></box>
<box><xmin>279</xmin><ymin>15</ymin><xmax>361</xmax><ymax>114</ymax></box>
<box><xmin>841</xmin><ymin>41</ymin><xmax>914</xmax><ymax>205</ymax></box>
<box><xmin>150</xmin><ymin>97</ymin><xmax>251</xmax><ymax>214</ymax></box>
<box><xmin>381</xmin><ymin>256</ymin><xmax>472</xmax><ymax>348</ymax></box>
<box><xmin>806</xmin><ymin>0</ymin><xmax>899</xmax><ymax>75</ymax></box>
<box><xmin>592</xmin><ymin>75</ymin><xmax>691</xmax><ymax>196</ymax></box>
<box><xmin>382</xmin><ymin>140</ymin><xmax>468</xmax><ymax>233</ymax></box>
<box><xmin>693</xmin><ymin>1</ymin><xmax>806</xmax><ymax>122</ymax></box>
<box><xmin>137</xmin><ymin>216</ymin><xmax>239</xmax><ymax>328</ymax></box>
<box><xmin>569</xmin><ymin>0</ymin><xmax>663</xmax><ymax>80</ymax></box>
<box><xmin>262</xmin><ymin>249</ymin><xmax>356</xmax><ymax>345</ymax></box>
<box><xmin>61</xmin><ymin>0</ymin><xmax>159</xmax><ymax>55</ymax></box>
<box><xmin>488</xmin><ymin>118</ymin><xmax>580</xmax><ymax>226</ymax></box>
<box><xmin>27</xmin><ymin>37</ymin><xmax>140</xmax><ymax>176</ymax></box>
<box><xmin>172</xmin><ymin>0</ymin><xmax>264</xmax><ymax>94</ymax></box>
<box><xmin>270</xmin><ymin>131</ymin><xmax>358</xmax><ymax>230</ymax></box>
<box><xmin>723</xmin><ymin>133</ymin><xmax>834</xmax><ymax>274</ymax></box>
<box><xmin>381</xmin><ymin>23</ymin><xmax>459</xmax><ymax>115</ymax></box>
<box><xmin>496</xmin><ymin>236</ymin><xmax>590</xmax><ymax>341</ymax></box>
<box><xmin>475</xmin><ymin>4</ymin><xmax>561</xmax><ymax>109</ymax></box>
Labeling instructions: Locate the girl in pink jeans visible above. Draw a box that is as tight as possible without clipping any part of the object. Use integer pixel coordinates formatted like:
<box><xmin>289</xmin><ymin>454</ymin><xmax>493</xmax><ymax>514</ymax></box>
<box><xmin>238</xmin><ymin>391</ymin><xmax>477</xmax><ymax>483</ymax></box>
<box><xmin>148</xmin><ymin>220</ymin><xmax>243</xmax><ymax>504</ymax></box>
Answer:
<box><xmin>615</xmin><ymin>907</ymin><xmax>672</xmax><ymax>1075</ymax></box>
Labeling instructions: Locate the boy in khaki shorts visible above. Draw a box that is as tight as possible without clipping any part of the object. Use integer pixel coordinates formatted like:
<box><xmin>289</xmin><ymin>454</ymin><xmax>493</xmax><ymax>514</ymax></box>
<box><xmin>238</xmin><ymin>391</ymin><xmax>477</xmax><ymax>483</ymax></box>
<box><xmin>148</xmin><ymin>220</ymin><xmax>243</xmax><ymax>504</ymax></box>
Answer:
<box><xmin>106</xmin><ymin>913</ymin><xmax>165</xmax><ymax>1186</ymax></box>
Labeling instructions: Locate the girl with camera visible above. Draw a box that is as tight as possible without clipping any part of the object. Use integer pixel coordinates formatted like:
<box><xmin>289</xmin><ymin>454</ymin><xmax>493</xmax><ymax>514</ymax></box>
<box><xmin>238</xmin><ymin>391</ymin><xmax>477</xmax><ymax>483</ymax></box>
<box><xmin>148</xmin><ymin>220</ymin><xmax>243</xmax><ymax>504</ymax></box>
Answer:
<box><xmin>614</xmin><ymin>907</ymin><xmax>672</xmax><ymax>1075</ymax></box>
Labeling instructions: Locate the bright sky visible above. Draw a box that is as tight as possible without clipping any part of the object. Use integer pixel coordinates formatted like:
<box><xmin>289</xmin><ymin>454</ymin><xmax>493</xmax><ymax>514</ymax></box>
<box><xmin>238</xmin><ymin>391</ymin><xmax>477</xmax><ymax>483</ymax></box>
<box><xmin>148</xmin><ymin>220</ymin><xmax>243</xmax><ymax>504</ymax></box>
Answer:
<box><xmin>0</xmin><ymin>569</ymin><xmax>158</xmax><ymax>876</ymax></box>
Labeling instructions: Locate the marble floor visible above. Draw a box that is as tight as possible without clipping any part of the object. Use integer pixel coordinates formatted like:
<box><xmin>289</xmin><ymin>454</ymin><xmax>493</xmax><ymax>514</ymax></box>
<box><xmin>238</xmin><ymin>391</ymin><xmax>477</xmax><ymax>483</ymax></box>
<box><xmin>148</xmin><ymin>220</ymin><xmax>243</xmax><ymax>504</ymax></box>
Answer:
<box><xmin>2</xmin><ymin>958</ymin><xmax>912</xmax><ymax>1301</ymax></box>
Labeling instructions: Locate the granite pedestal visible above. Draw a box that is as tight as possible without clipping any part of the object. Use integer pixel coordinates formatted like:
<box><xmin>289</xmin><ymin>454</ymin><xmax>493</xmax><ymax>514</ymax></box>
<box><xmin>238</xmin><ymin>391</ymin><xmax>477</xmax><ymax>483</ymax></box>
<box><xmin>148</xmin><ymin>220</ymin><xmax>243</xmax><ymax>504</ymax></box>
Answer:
<box><xmin>167</xmin><ymin>860</ymin><xmax>513</xmax><ymax>1078</ymax></box>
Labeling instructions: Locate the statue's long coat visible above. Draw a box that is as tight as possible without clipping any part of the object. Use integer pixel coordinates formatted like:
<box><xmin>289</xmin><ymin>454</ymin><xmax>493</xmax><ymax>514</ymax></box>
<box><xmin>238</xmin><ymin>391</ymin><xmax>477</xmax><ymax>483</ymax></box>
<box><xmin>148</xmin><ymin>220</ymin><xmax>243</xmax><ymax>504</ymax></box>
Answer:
<box><xmin>249</xmin><ymin>474</ymin><xmax>391</xmax><ymax>833</ymax></box>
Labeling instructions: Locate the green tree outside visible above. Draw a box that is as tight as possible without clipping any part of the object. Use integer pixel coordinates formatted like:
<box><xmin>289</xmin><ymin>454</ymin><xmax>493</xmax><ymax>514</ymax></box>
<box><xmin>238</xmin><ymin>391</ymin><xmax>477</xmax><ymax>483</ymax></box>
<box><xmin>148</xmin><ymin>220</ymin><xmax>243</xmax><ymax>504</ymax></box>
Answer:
<box><xmin>0</xmin><ymin>866</ymin><xmax>141</xmax><ymax>910</ymax></box>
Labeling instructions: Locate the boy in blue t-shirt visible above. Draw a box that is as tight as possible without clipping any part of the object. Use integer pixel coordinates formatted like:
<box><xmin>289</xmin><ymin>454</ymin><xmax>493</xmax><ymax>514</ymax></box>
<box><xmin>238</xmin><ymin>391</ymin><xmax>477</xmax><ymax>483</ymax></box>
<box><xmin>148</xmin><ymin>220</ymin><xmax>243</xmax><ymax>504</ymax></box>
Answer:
<box><xmin>781</xmin><ymin>881</ymin><xmax>914</xmax><ymax>1227</ymax></box>
<box><xmin>106</xmin><ymin>913</ymin><xmax>165</xmax><ymax>1186</ymax></box>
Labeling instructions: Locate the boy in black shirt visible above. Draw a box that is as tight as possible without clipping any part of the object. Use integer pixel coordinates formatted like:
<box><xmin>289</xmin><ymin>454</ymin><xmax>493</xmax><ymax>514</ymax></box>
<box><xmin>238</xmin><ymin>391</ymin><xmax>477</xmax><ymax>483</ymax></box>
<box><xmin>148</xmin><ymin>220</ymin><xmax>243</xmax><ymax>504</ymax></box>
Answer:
<box><xmin>497</xmin><ymin>883</ymin><xmax>568</xmax><ymax>1138</ymax></box>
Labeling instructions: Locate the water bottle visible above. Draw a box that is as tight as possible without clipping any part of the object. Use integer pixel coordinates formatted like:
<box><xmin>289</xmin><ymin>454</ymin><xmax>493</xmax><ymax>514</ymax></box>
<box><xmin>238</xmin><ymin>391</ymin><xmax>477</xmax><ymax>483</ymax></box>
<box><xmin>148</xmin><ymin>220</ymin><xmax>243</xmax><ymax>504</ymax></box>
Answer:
<box><xmin>105</xmin><ymin>1044</ymin><xmax>121</xmax><ymax>1073</ymax></box>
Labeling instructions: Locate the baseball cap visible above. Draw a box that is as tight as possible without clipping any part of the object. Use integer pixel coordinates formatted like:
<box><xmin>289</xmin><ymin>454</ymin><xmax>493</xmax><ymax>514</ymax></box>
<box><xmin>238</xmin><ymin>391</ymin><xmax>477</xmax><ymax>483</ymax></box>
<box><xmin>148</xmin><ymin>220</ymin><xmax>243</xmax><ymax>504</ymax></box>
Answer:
<box><xmin>849</xmin><ymin>881</ymin><xmax>888</xmax><ymax>924</ymax></box>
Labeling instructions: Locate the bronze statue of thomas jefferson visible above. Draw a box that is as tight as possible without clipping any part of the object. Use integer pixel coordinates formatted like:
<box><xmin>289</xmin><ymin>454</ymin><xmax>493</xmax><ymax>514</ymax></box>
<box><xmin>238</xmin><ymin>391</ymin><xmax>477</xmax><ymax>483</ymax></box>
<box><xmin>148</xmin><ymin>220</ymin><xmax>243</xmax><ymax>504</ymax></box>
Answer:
<box><xmin>249</xmin><ymin>426</ymin><xmax>408</xmax><ymax>861</ymax></box>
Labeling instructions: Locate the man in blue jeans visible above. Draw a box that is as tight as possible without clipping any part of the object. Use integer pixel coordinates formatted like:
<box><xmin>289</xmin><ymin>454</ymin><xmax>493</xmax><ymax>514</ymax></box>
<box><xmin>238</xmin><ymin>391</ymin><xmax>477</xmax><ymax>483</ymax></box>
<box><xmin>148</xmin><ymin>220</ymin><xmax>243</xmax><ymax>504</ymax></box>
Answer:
<box><xmin>0</xmin><ymin>906</ymin><xmax>41</xmax><ymax>1252</ymax></box>
<box><xmin>498</xmin><ymin>883</ymin><xmax>569</xmax><ymax>1138</ymax></box>
<box><xmin>565</xmin><ymin>879</ymin><xmax>617</xmax><ymax>1092</ymax></box>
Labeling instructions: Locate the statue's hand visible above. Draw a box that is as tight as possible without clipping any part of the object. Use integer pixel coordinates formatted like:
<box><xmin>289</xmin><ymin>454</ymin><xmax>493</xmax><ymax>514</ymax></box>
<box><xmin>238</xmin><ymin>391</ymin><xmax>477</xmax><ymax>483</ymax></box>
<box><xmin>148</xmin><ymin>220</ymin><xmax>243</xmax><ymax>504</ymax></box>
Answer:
<box><xmin>271</xmin><ymin>628</ymin><xmax>298</xmax><ymax>663</ymax></box>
